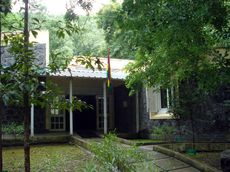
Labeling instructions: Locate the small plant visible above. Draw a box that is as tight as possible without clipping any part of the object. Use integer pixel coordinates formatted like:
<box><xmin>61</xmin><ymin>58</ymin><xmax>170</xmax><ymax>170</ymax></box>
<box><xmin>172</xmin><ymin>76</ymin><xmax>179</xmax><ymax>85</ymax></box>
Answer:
<box><xmin>89</xmin><ymin>133</ymin><xmax>142</xmax><ymax>172</ymax></box>
<box><xmin>82</xmin><ymin>160</ymin><xmax>98</xmax><ymax>172</ymax></box>
<box><xmin>152</xmin><ymin>125</ymin><xmax>176</xmax><ymax>142</ymax></box>
<box><xmin>2</xmin><ymin>122</ymin><xmax>24</xmax><ymax>136</ymax></box>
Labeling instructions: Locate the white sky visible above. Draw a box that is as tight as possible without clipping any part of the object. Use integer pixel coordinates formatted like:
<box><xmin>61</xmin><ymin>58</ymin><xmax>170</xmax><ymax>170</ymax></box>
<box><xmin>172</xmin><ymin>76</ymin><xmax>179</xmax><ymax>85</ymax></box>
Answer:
<box><xmin>13</xmin><ymin>0</ymin><xmax>121</xmax><ymax>15</ymax></box>
<box><xmin>40</xmin><ymin>0</ymin><xmax>113</xmax><ymax>15</ymax></box>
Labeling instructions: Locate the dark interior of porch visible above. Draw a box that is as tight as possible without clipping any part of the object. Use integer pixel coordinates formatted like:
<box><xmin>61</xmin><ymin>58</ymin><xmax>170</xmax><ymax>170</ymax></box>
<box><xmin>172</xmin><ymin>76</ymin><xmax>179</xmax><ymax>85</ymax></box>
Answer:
<box><xmin>65</xmin><ymin>95</ymin><xmax>97</xmax><ymax>137</ymax></box>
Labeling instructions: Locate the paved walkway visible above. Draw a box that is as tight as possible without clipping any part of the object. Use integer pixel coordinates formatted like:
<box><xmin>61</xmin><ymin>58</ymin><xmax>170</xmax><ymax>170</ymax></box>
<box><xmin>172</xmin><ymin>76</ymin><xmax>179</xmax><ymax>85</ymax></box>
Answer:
<box><xmin>72</xmin><ymin>136</ymin><xmax>201</xmax><ymax>172</ymax></box>
<box><xmin>137</xmin><ymin>145</ymin><xmax>200</xmax><ymax>172</ymax></box>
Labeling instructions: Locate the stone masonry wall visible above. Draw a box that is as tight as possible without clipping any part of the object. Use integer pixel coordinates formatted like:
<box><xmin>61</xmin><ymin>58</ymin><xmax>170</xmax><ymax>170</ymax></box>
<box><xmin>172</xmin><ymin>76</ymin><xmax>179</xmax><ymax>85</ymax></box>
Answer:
<box><xmin>1</xmin><ymin>43</ymin><xmax>47</xmax><ymax>67</ymax></box>
<box><xmin>139</xmin><ymin>87</ymin><xmax>230</xmax><ymax>142</ymax></box>
<box><xmin>0</xmin><ymin>43</ymin><xmax>47</xmax><ymax>133</ymax></box>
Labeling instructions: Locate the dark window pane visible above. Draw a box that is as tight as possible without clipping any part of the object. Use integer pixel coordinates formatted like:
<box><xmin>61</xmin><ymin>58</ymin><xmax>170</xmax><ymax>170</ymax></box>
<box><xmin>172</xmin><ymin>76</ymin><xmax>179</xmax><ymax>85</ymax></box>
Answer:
<box><xmin>161</xmin><ymin>89</ymin><xmax>167</xmax><ymax>108</ymax></box>
<box><xmin>99</xmin><ymin>121</ymin><xmax>103</xmax><ymax>128</ymax></box>
<box><xmin>168</xmin><ymin>89</ymin><xmax>172</xmax><ymax>107</ymax></box>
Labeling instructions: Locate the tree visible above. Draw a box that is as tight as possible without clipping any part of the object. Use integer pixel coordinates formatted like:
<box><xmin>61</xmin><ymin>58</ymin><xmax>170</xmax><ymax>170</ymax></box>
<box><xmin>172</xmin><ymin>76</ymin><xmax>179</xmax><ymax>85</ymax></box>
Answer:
<box><xmin>97</xmin><ymin>1</ymin><xmax>136</xmax><ymax>59</ymax></box>
<box><xmin>118</xmin><ymin>0</ymin><xmax>229</xmax><ymax>90</ymax></box>
<box><xmin>97</xmin><ymin>0</ymin><xmax>230</xmax><ymax>88</ymax></box>
<box><xmin>1</xmin><ymin>1</ymin><xmax>102</xmax><ymax>171</ymax></box>
<box><xmin>72</xmin><ymin>16</ymin><xmax>107</xmax><ymax>57</ymax></box>
<box><xmin>99</xmin><ymin>0</ymin><xmax>230</xmax><ymax>144</ymax></box>
<box><xmin>0</xmin><ymin>0</ymin><xmax>12</xmax><ymax>171</ymax></box>
<box><xmin>23</xmin><ymin>1</ymin><xmax>30</xmax><ymax>170</ymax></box>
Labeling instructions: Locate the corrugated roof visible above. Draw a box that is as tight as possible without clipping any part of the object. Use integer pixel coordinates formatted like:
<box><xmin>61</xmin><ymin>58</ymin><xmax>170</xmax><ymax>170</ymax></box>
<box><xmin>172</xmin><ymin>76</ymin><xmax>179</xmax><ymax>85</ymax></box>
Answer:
<box><xmin>51</xmin><ymin>57</ymin><xmax>133</xmax><ymax>80</ymax></box>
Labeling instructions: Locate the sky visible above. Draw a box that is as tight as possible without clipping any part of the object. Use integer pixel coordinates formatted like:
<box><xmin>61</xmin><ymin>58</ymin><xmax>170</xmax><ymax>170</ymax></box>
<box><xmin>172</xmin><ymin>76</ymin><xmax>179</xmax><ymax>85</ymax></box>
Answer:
<box><xmin>13</xmin><ymin>0</ymin><xmax>121</xmax><ymax>15</ymax></box>
<box><xmin>40</xmin><ymin>0</ymin><xmax>113</xmax><ymax>15</ymax></box>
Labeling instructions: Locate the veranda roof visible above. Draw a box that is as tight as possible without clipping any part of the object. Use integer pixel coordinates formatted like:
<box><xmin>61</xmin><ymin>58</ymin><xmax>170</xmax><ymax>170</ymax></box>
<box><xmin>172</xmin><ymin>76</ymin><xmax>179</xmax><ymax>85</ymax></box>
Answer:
<box><xmin>51</xmin><ymin>57</ymin><xmax>133</xmax><ymax>80</ymax></box>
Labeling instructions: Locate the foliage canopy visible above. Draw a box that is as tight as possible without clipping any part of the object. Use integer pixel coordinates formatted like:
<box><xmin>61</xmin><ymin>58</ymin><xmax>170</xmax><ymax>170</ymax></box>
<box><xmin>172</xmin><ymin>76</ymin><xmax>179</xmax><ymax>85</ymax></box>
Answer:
<box><xmin>98</xmin><ymin>0</ymin><xmax>230</xmax><ymax>92</ymax></box>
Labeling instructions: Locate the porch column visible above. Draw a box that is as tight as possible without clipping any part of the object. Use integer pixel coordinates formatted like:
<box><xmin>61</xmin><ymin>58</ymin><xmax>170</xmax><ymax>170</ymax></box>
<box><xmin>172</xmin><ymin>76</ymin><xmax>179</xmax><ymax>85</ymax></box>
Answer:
<box><xmin>30</xmin><ymin>103</ymin><xmax>34</xmax><ymax>136</ymax></box>
<box><xmin>136</xmin><ymin>91</ymin><xmax>139</xmax><ymax>133</ymax></box>
<box><xmin>103</xmin><ymin>80</ymin><xmax>108</xmax><ymax>134</ymax></box>
<box><xmin>69</xmin><ymin>78</ymin><xmax>73</xmax><ymax>135</ymax></box>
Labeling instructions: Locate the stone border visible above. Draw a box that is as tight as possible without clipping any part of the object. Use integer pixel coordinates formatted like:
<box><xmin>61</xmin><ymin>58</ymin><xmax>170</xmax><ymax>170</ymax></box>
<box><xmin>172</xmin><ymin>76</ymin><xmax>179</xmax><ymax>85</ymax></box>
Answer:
<box><xmin>2</xmin><ymin>135</ymin><xmax>70</xmax><ymax>146</ymax></box>
<box><xmin>160</xmin><ymin>142</ymin><xmax>230</xmax><ymax>152</ymax></box>
<box><xmin>152</xmin><ymin>145</ymin><xmax>220</xmax><ymax>172</ymax></box>
<box><xmin>70</xmin><ymin>136</ymin><xmax>91</xmax><ymax>150</ymax></box>
<box><xmin>117</xmin><ymin>137</ymin><xmax>167</xmax><ymax>146</ymax></box>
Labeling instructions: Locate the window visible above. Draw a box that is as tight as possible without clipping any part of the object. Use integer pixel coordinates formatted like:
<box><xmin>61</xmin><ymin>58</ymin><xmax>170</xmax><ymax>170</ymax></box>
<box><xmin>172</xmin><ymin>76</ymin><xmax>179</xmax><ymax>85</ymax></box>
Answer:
<box><xmin>160</xmin><ymin>88</ymin><xmax>172</xmax><ymax>109</ymax></box>
<box><xmin>97</xmin><ymin>96</ymin><xmax>110</xmax><ymax>130</ymax></box>
<box><xmin>50</xmin><ymin>96</ymin><xmax>65</xmax><ymax>131</ymax></box>
<box><xmin>160</xmin><ymin>89</ymin><xmax>168</xmax><ymax>108</ymax></box>
<box><xmin>98</xmin><ymin>97</ymin><xmax>110</xmax><ymax>114</ymax></box>
<box><xmin>147</xmin><ymin>87</ymin><xmax>174</xmax><ymax>120</ymax></box>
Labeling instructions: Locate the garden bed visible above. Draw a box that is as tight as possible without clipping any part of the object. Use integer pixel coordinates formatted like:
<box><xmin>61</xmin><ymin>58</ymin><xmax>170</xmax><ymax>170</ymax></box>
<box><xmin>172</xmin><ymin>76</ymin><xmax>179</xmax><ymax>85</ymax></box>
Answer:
<box><xmin>160</xmin><ymin>142</ymin><xmax>230</xmax><ymax>152</ymax></box>
<box><xmin>152</xmin><ymin>143</ymin><xmax>224</xmax><ymax>172</ymax></box>
<box><xmin>184</xmin><ymin>152</ymin><xmax>221</xmax><ymax>170</ymax></box>
<box><xmin>3</xmin><ymin>144</ymin><xmax>92</xmax><ymax>172</ymax></box>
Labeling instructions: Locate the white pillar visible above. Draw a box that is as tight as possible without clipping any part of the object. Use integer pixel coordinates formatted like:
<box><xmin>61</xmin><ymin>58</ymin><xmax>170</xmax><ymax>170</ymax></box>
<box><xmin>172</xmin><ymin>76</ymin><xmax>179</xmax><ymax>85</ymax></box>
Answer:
<box><xmin>136</xmin><ymin>91</ymin><xmax>139</xmax><ymax>133</ymax></box>
<box><xmin>30</xmin><ymin>103</ymin><xmax>34</xmax><ymax>136</ymax></box>
<box><xmin>166</xmin><ymin>89</ymin><xmax>170</xmax><ymax>108</ymax></box>
<box><xmin>69</xmin><ymin>78</ymin><xmax>73</xmax><ymax>135</ymax></box>
<box><xmin>145</xmin><ymin>88</ymin><xmax>149</xmax><ymax>113</ymax></box>
<box><xmin>103</xmin><ymin>81</ymin><xmax>107</xmax><ymax>134</ymax></box>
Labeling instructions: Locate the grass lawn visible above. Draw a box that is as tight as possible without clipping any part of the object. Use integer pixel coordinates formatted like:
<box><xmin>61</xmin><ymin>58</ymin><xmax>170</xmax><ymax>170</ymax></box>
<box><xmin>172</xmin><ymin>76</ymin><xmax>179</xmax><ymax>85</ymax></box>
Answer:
<box><xmin>184</xmin><ymin>152</ymin><xmax>221</xmax><ymax>170</ymax></box>
<box><xmin>3</xmin><ymin>144</ymin><xmax>92</xmax><ymax>172</ymax></box>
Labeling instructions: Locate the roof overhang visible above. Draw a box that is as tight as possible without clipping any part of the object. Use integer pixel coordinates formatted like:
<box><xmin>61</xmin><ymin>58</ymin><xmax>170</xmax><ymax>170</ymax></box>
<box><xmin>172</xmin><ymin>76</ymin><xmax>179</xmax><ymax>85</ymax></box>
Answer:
<box><xmin>49</xmin><ymin>69</ymin><xmax>127</xmax><ymax>80</ymax></box>
<box><xmin>49</xmin><ymin>57</ymin><xmax>134</xmax><ymax>80</ymax></box>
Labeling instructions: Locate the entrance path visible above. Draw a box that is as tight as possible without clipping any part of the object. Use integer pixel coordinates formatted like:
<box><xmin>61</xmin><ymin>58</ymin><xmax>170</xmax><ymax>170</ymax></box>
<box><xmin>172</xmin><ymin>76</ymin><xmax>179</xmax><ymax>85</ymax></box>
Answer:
<box><xmin>138</xmin><ymin>145</ymin><xmax>200</xmax><ymax>172</ymax></box>
<box><xmin>72</xmin><ymin>136</ymin><xmax>201</xmax><ymax>172</ymax></box>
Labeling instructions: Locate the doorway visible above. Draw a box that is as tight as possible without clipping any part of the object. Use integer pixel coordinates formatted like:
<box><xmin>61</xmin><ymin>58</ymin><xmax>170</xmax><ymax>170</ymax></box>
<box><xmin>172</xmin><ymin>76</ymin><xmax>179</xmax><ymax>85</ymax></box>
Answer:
<box><xmin>73</xmin><ymin>95</ymin><xmax>97</xmax><ymax>132</ymax></box>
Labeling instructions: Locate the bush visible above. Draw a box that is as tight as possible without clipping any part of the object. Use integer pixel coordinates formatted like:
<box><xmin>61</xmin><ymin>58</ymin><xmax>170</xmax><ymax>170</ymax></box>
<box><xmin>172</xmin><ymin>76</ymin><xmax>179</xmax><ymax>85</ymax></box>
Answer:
<box><xmin>89</xmin><ymin>133</ymin><xmax>142</xmax><ymax>172</ymax></box>
<box><xmin>2</xmin><ymin>122</ymin><xmax>24</xmax><ymax>136</ymax></box>
<box><xmin>152</xmin><ymin>125</ymin><xmax>176</xmax><ymax>142</ymax></box>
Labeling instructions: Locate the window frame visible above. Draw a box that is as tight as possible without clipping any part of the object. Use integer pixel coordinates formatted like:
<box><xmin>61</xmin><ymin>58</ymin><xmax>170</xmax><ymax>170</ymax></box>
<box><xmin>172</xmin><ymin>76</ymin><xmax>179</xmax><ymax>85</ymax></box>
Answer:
<box><xmin>96</xmin><ymin>96</ymin><xmax>111</xmax><ymax>130</ymax></box>
<box><xmin>49</xmin><ymin>95</ymin><xmax>66</xmax><ymax>131</ymax></box>
<box><xmin>159</xmin><ymin>87</ymin><xmax>174</xmax><ymax>112</ymax></box>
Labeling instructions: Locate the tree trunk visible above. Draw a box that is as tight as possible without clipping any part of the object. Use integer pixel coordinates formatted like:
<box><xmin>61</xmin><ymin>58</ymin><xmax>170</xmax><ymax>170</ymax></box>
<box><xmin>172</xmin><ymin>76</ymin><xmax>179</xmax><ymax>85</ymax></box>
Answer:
<box><xmin>24</xmin><ymin>94</ymin><xmax>30</xmax><ymax>172</ymax></box>
<box><xmin>23</xmin><ymin>0</ymin><xmax>30</xmax><ymax>171</ymax></box>
<box><xmin>0</xmin><ymin>101</ymin><xmax>2</xmax><ymax>172</ymax></box>
<box><xmin>0</xmin><ymin>5</ymin><xmax>3</xmax><ymax>171</ymax></box>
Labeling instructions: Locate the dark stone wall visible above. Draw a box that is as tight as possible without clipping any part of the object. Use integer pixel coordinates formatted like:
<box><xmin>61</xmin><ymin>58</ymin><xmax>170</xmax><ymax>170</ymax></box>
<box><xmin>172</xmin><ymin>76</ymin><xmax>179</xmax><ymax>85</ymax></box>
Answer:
<box><xmin>2</xmin><ymin>106</ymin><xmax>24</xmax><ymax>124</ymax></box>
<box><xmin>1</xmin><ymin>44</ymin><xmax>47</xmax><ymax>67</ymax></box>
<box><xmin>1</xmin><ymin>105</ymin><xmax>46</xmax><ymax>134</ymax></box>
<box><xmin>1</xmin><ymin>77</ymin><xmax>47</xmax><ymax>134</ymax></box>
<box><xmin>139</xmin><ymin>87</ymin><xmax>230</xmax><ymax>142</ymax></box>
<box><xmin>139</xmin><ymin>88</ymin><xmax>154</xmax><ymax>132</ymax></box>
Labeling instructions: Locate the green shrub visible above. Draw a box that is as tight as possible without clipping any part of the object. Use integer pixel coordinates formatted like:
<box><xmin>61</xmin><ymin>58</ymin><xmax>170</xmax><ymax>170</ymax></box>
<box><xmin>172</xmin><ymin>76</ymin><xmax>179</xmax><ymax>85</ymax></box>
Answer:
<box><xmin>2</xmin><ymin>122</ymin><xmax>24</xmax><ymax>136</ymax></box>
<box><xmin>89</xmin><ymin>133</ymin><xmax>142</xmax><ymax>172</ymax></box>
<box><xmin>152</xmin><ymin>125</ymin><xmax>176</xmax><ymax>142</ymax></box>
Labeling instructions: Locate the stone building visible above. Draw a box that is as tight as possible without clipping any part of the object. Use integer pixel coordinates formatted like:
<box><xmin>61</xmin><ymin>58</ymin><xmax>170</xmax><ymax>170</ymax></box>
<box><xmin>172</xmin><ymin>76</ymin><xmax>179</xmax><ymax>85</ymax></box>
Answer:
<box><xmin>1</xmin><ymin>31</ymin><xmax>229</xmax><ymax>141</ymax></box>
